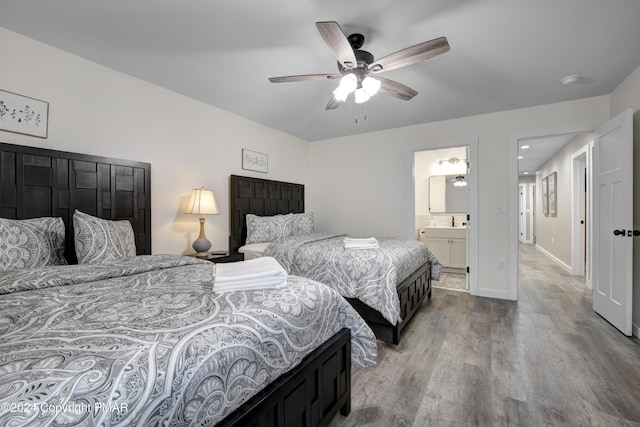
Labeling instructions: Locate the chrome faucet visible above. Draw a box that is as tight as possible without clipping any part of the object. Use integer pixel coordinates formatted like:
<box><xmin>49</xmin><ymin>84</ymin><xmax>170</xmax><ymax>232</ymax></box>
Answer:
<box><xmin>451</xmin><ymin>216</ymin><xmax>455</xmax><ymax>227</ymax></box>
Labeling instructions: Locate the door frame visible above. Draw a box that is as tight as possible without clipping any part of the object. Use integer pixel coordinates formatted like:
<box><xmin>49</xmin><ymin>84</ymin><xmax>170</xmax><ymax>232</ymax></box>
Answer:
<box><xmin>406</xmin><ymin>137</ymin><xmax>479</xmax><ymax>295</ymax></box>
<box><xmin>508</xmin><ymin>125</ymin><xmax>596</xmax><ymax>300</ymax></box>
<box><xmin>571</xmin><ymin>145</ymin><xmax>590</xmax><ymax>282</ymax></box>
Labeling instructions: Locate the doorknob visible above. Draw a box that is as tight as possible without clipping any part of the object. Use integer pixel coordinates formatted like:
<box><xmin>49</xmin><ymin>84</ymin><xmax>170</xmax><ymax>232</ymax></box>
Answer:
<box><xmin>613</xmin><ymin>229</ymin><xmax>625</xmax><ymax>236</ymax></box>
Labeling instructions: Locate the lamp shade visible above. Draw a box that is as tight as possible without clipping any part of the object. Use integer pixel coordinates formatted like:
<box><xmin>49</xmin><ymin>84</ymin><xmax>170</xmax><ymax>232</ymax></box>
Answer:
<box><xmin>362</xmin><ymin>76</ymin><xmax>381</xmax><ymax>96</ymax></box>
<box><xmin>185</xmin><ymin>188</ymin><xmax>219</xmax><ymax>215</ymax></box>
<box><xmin>354</xmin><ymin>87</ymin><xmax>370</xmax><ymax>104</ymax></box>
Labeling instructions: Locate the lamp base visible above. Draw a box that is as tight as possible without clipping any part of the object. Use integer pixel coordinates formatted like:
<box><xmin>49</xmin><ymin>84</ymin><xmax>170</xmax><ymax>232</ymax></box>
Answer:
<box><xmin>192</xmin><ymin>216</ymin><xmax>212</xmax><ymax>255</ymax></box>
<box><xmin>192</xmin><ymin>237</ymin><xmax>212</xmax><ymax>255</ymax></box>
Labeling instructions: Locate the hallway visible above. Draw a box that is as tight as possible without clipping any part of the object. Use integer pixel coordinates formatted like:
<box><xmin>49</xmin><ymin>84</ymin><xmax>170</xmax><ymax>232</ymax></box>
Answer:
<box><xmin>329</xmin><ymin>243</ymin><xmax>640</xmax><ymax>426</ymax></box>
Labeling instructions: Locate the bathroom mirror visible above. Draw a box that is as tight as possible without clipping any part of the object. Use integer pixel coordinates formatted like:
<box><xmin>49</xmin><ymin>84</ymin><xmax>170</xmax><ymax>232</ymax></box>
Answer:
<box><xmin>429</xmin><ymin>174</ymin><xmax>468</xmax><ymax>213</ymax></box>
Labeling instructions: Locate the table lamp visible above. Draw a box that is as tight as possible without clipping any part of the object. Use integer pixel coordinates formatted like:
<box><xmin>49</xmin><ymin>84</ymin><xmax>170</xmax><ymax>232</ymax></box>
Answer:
<box><xmin>185</xmin><ymin>187</ymin><xmax>219</xmax><ymax>256</ymax></box>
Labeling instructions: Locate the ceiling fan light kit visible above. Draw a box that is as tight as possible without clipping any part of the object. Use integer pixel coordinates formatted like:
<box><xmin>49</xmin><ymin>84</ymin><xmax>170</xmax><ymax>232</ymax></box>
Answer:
<box><xmin>269</xmin><ymin>21</ymin><xmax>450</xmax><ymax>111</ymax></box>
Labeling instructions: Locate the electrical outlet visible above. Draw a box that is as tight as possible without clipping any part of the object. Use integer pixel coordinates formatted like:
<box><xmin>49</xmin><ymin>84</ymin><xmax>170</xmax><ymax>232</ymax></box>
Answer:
<box><xmin>498</xmin><ymin>258</ymin><xmax>507</xmax><ymax>270</ymax></box>
<box><xmin>496</xmin><ymin>205</ymin><xmax>506</xmax><ymax>215</ymax></box>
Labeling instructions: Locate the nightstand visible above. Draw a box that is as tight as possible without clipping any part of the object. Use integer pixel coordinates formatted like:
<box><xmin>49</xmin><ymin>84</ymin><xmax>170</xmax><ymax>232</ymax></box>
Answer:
<box><xmin>187</xmin><ymin>251</ymin><xmax>244</xmax><ymax>263</ymax></box>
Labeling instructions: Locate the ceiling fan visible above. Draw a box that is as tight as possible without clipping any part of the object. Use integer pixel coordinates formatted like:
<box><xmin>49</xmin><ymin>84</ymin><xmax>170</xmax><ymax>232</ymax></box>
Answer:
<box><xmin>268</xmin><ymin>21</ymin><xmax>450</xmax><ymax>110</ymax></box>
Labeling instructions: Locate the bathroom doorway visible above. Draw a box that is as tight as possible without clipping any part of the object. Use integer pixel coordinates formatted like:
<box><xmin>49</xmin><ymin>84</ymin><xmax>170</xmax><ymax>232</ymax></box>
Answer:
<box><xmin>414</xmin><ymin>146</ymin><xmax>470</xmax><ymax>292</ymax></box>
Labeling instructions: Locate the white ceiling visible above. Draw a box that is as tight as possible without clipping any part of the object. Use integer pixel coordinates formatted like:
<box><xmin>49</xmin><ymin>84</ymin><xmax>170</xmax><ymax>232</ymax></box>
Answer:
<box><xmin>517</xmin><ymin>133</ymin><xmax>581</xmax><ymax>177</ymax></box>
<box><xmin>1</xmin><ymin>2</ymin><xmax>638</xmax><ymax>160</ymax></box>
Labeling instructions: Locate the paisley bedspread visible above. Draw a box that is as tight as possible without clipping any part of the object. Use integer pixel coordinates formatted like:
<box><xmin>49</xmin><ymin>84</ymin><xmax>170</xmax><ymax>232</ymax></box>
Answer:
<box><xmin>0</xmin><ymin>255</ymin><xmax>377</xmax><ymax>426</ymax></box>
<box><xmin>264</xmin><ymin>233</ymin><xmax>441</xmax><ymax>325</ymax></box>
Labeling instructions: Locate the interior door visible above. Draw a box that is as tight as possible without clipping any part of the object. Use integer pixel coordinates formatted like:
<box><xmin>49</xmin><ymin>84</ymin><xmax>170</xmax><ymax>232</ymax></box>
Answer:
<box><xmin>592</xmin><ymin>109</ymin><xmax>633</xmax><ymax>335</ymax></box>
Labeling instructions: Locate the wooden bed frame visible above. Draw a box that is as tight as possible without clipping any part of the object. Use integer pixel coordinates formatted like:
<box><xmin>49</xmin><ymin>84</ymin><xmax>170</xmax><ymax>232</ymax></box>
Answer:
<box><xmin>220</xmin><ymin>328</ymin><xmax>351</xmax><ymax>426</ymax></box>
<box><xmin>0</xmin><ymin>143</ymin><xmax>351</xmax><ymax>427</ymax></box>
<box><xmin>0</xmin><ymin>142</ymin><xmax>152</xmax><ymax>262</ymax></box>
<box><xmin>229</xmin><ymin>174</ymin><xmax>432</xmax><ymax>345</ymax></box>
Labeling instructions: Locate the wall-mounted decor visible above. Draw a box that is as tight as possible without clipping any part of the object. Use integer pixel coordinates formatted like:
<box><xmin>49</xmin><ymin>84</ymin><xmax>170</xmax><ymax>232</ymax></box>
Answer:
<box><xmin>542</xmin><ymin>175</ymin><xmax>549</xmax><ymax>216</ymax></box>
<box><xmin>242</xmin><ymin>149</ymin><xmax>268</xmax><ymax>173</ymax></box>
<box><xmin>548</xmin><ymin>171</ymin><xmax>557</xmax><ymax>217</ymax></box>
<box><xmin>0</xmin><ymin>89</ymin><xmax>49</xmax><ymax>138</ymax></box>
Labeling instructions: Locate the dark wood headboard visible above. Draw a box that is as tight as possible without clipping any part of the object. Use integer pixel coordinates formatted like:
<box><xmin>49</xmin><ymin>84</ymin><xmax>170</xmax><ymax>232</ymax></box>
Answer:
<box><xmin>0</xmin><ymin>142</ymin><xmax>151</xmax><ymax>263</ymax></box>
<box><xmin>229</xmin><ymin>175</ymin><xmax>304</xmax><ymax>253</ymax></box>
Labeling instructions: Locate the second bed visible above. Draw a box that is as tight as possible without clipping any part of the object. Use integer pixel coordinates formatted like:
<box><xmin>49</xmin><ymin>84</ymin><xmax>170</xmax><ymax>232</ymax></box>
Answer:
<box><xmin>229</xmin><ymin>175</ymin><xmax>441</xmax><ymax>344</ymax></box>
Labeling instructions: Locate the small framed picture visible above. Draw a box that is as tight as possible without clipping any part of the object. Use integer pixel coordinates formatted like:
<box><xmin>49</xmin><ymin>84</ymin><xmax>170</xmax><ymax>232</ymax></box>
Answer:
<box><xmin>542</xmin><ymin>176</ymin><xmax>549</xmax><ymax>216</ymax></box>
<box><xmin>0</xmin><ymin>89</ymin><xmax>49</xmax><ymax>138</ymax></box>
<box><xmin>242</xmin><ymin>149</ymin><xmax>268</xmax><ymax>173</ymax></box>
<box><xmin>548</xmin><ymin>172</ymin><xmax>557</xmax><ymax>217</ymax></box>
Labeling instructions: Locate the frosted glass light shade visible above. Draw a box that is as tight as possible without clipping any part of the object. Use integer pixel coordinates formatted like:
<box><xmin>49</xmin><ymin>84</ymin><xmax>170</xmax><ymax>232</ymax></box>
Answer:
<box><xmin>354</xmin><ymin>87</ymin><xmax>370</xmax><ymax>104</ymax></box>
<box><xmin>333</xmin><ymin>86</ymin><xmax>349</xmax><ymax>102</ymax></box>
<box><xmin>362</xmin><ymin>76</ymin><xmax>381</xmax><ymax>96</ymax></box>
<box><xmin>339</xmin><ymin>73</ymin><xmax>357</xmax><ymax>93</ymax></box>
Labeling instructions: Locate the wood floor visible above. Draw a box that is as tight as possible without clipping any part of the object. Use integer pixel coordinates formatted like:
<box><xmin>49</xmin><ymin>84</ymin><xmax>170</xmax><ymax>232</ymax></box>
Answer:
<box><xmin>329</xmin><ymin>243</ymin><xmax>640</xmax><ymax>426</ymax></box>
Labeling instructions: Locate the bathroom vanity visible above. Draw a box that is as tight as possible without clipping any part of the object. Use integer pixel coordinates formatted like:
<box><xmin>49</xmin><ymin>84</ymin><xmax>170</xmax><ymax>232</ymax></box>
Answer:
<box><xmin>420</xmin><ymin>226</ymin><xmax>467</xmax><ymax>270</ymax></box>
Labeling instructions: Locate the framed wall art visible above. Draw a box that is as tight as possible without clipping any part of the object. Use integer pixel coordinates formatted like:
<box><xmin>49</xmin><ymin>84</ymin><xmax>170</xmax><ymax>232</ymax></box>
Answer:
<box><xmin>548</xmin><ymin>171</ymin><xmax>557</xmax><ymax>217</ymax></box>
<box><xmin>242</xmin><ymin>149</ymin><xmax>268</xmax><ymax>173</ymax></box>
<box><xmin>542</xmin><ymin>175</ymin><xmax>549</xmax><ymax>216</ymax></box>
<box><xmin>0</xmin><ymin>89</ymin><xmax>49</xmax><ymax>138</ymax></box>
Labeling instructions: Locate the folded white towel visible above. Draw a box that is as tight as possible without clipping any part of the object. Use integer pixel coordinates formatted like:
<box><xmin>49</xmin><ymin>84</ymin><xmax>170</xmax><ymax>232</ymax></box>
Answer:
<box><xmin>344</xmin><ymin>243</ymin><xmax>380</xmax><ymax>249</ymax></box>
<box><xmin>343</xmin><ymin>237</ymin><xmax>379</xmax><ymax>249</ymax></box>
<box><xmin>214</xmin><ymin>257</ymin><xmax>288</xmax><ymax>292</ymax></box>
<box><xmin>344</xmin><ymin>237</ymin><xmax>378</xmax><ymax>244</ymax></box>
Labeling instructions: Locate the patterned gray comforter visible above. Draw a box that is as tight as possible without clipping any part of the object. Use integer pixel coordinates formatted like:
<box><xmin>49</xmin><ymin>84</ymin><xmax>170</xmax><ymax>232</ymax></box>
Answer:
<box><xmin>264</xmin><ymin>233</ymin><xmax>441</xmax><ymax>325</ymax></box>
<box><xmin>0</xmin><ymin>255</ymin><xmax>377</xmax><ymax>426</ymax></box>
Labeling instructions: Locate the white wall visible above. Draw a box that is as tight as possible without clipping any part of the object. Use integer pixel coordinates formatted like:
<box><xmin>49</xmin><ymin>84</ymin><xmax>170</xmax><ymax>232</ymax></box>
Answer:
<box><xmin>0</xmin><ymin>27</ymin><xmax>309</xmax><ymax>255</ymax></box>
<box><xmin>308</xmin><ymin>97</ymin><xmax>610</xmax><ymax>298</ymax></box>
<box><xmin>609</xmin><ymin>63</ymin><xmax>640</xmax><ymax>335</ymax></box>
<box><xmin>535</xmin><ymin>134</ymin><xmax>592</xmax><ymax>268</ymax></box>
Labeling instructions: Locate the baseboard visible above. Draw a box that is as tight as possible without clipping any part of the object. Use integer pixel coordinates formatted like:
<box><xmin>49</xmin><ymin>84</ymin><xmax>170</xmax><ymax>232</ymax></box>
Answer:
<box><xmin>534</xmin><ymin>244</ymin><xmax>572</xmax><ymax>273</ymax></box>
<box><xmin>633</xmin><ymin>322</ymin><xmax>640</xmax><ymax>338</ymax></box>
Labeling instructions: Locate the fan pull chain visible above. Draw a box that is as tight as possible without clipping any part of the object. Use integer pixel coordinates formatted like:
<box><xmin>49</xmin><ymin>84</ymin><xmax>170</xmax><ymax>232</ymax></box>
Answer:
<box><xmin>353</xmin><ymin>102</ymin><xmax>368</xmax><ymax>124</ymax></box>
<box><xmin>354</xmin><ymin>100</ymin><xmax>358</xmax><ymax>124</ymax></box>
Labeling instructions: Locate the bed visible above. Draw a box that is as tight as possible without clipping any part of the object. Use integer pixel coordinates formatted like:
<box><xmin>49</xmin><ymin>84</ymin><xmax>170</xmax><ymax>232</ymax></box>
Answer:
<box><xmin>0</xmin><ymin>256</ymin><xmax>377</xmax><ymax>426</ymax></box>
<box><xmin>229</xmin><ymin>175</ymin><xmax>441</xmax><ymax>345</ymax></box>
<box><xmin>0</xmin><ymin>143</ymin><xmax>377</xmax><ymax>426</ymax></box>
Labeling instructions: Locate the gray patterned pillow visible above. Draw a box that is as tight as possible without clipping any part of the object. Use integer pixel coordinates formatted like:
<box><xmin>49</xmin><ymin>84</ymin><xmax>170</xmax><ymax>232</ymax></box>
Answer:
<box><xmin>290</xmin><ymin>212</ymin><xmax>314</xmax><ymax>236</ymax></box>
<box><xmin>0</xmin><ymin>217</ymin><xmax>67</xmax><ymax>271</ymax></box>
<box><xmin>245</xmin><ymin>213</ymin><xmax>293</xmax><ymax>244</ymax></box>
<box><xmin>73</xmin><ymin>210</ymin><xmax>136</xmax><ymax>264</ymax></box>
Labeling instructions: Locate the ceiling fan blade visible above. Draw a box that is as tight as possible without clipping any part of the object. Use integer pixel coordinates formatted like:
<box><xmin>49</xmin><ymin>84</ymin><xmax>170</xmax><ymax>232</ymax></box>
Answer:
<box><xmin>325</xmin><ymin>96</ymin><xmax>344</xmax><ymax>110</ymax></box>
<box><xmin>316</xmin><ymin>21</ymin><xmax>358</xmax><ymax>69</ymax></box>
<box><xmin>368</xmin><ymin>37</ymin><xmax>450</xmax><ymax>73</ymax></box>
<box><xmin>377</xmin><ymin>77</ymin><xmax>418</xmax><ymax>100</ymax></box>
<box><xmin>269</xmin><ymin>74</ymin><xmax>340</xmax><ymax>83</ymax></box>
